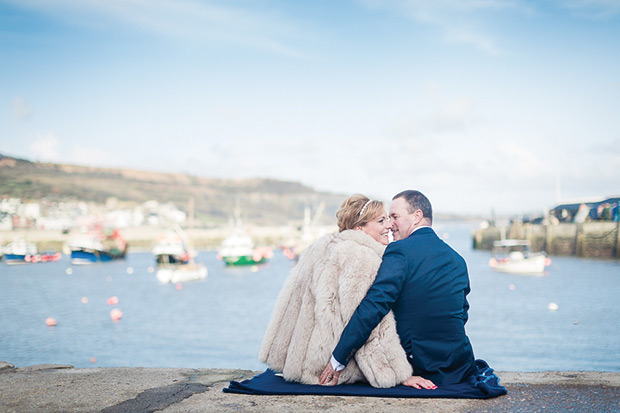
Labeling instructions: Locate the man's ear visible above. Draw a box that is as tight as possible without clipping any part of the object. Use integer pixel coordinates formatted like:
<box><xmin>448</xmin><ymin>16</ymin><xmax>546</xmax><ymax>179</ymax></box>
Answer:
<box><xmin>413</xmin><ymin>209</ymin><xmax>424</xmax><ymax>225</ymax></box>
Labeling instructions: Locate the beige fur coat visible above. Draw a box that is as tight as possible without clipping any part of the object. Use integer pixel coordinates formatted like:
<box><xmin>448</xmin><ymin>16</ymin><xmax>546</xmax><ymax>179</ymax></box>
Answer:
<box><xmin>258</xmin><ymin>230</ymin><xmax>412</xmax><ymax>388</ymax></box>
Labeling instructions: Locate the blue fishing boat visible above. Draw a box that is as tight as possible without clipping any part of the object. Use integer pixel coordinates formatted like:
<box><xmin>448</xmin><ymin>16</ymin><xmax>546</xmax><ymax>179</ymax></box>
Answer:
<box><xmin>2</xmin><ymin>240</ymin><xmax>38</xmax><ymax>265</ymax></box>
<box><xmin>68</xmin><ymin>230</ymin><xmax>127</xmax><ymax>265</ymax></box>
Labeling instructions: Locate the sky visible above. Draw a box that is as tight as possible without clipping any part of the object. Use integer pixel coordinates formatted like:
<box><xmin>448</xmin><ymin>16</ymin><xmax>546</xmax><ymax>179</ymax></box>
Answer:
<box><xmin>1</xmin><ymin>0</ymin><xmax>619</xmax><ymax>216</ymax></box>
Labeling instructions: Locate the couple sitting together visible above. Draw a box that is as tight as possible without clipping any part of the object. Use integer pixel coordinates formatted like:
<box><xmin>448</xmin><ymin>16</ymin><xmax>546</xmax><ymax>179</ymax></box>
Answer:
<box><xmin>259</xmin><ymin>190</ymin><xmax>480</xmax><ymax>390</ymax></box>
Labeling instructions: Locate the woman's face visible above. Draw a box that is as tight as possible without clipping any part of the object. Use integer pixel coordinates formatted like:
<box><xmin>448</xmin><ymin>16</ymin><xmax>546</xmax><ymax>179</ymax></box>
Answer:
<box><xmin>360</xmin><ymin>209</ymin><xmax>392</xmax><ymax>245</ymax></box>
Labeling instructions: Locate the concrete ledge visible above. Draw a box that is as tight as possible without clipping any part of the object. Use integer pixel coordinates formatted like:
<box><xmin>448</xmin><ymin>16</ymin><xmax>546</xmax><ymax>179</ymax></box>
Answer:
<box><xmin>1</xmin><ymin>363</ymin><xmax>618</xmax><ymax>412</ymax></box>
<box><xmin>498</xmin><ymin>371</ymin><xmax>620</xmax><ymax>387</ymax></box>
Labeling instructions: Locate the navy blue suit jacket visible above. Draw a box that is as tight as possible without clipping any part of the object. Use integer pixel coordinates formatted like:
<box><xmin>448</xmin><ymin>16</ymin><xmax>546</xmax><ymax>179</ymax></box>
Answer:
<box><xmin>333</xmin><ymin>227</ymin><xmax>477</xmax><ymax>385</ymax></box>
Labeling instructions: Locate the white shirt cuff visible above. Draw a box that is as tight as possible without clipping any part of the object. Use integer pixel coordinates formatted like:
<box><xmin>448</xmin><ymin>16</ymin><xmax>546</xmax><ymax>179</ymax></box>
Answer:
<box><xmin>330</xmin><ymin>355</ymin><xmax>345</xmax><ymax>371</ymax></box>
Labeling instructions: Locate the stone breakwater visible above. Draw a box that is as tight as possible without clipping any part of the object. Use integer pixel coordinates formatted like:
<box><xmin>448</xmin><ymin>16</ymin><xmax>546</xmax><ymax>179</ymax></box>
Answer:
<box><xmin>473</xmin><ymin>221</ymin><xmax>620</xmax><ymax>259</ymax></box>
<box><xmin>1</xmin><ymin>362</ymin><xmax>619</xmax><ymax>412</ymax></box>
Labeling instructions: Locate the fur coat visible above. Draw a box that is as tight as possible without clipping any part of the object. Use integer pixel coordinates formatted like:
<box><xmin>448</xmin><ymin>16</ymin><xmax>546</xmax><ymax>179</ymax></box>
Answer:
<box><xmin>258</xmin><ymin>230</ymin><xmax>412</xmax><ymax>388</ymax></box>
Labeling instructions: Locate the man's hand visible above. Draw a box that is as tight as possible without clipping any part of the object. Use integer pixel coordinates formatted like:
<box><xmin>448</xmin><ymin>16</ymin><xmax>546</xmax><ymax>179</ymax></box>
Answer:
<box><xmin>402</xmin><ymin>375</ymin><xmax>437</xmax><ymax>389</ymax></box>
<box><xmin>318</xmin><ymin>363</ymin><xmax>340</xmax><ymax>386</ymax></box>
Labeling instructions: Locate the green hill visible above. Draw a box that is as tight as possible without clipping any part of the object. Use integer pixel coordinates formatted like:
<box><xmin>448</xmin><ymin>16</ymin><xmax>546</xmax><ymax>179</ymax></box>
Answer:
<box><xmin>0</xmin><ymin>154</ymin><xmax>345</xmax><ymax>226</ymax></box>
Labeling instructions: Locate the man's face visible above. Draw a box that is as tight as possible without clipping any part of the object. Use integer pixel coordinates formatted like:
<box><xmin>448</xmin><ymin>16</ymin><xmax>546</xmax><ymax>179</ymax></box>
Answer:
<box><xmin>389</xmin><ymin>197</ymin><xmax>417</xmax><ymax>241</ymax></box>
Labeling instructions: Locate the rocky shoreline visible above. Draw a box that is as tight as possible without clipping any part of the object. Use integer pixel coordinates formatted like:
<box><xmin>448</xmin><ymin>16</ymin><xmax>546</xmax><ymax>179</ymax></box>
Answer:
<box><xmin>1</xmin><ymin>362</ymin><xmax>619</xmax><ymax>412</ymax></box>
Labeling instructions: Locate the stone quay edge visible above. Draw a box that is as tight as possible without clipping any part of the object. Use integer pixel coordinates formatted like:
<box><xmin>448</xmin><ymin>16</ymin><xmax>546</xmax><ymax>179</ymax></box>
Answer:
<box><xmin>1</xmin><ymin>362</ymin><xmax>619</xmax><ymax>412</ymax></box>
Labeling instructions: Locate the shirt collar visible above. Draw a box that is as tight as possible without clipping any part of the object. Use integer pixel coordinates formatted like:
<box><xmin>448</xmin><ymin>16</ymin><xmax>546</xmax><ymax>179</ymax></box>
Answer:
<box><xmin>408</xmin><ymin>225</ymin><xmax>432</xmax><ymax>237</ymax></box>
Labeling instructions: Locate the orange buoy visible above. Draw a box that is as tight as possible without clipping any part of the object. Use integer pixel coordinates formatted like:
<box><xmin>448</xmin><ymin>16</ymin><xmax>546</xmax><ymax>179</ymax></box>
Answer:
<box><xmin>110</xmin><ymin>308</ymin><xmax>123</xmax><ymax>321</ymax></box>
<box><xmin>45</xmin><ymin>317</ymin><xmax>57</xmax><ymax>326</ymax></box>
<box><xmin>175</xmin><ymin>283</ymin><xmax>183</xmax><ymax>291</ymax></box>
<box><xmin>81</xmin><ymin>297</ymin><xmax>89</xmax><ymax>304</ymax></box>
<box><xmin>106</xmin><ymin>296</ymin><xmax>119</xmax><ymax>305</ymax></box>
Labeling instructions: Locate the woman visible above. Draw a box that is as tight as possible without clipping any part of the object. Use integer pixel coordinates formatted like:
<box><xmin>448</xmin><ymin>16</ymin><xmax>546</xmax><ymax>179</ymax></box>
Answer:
<box><xmin>258</xmin><ymin>194</ymin><xmax>412</xmax><ymax>388</ymax></box>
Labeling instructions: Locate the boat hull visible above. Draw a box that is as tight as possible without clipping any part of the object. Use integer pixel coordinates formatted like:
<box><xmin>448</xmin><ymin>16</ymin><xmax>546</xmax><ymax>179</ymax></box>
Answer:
<box><xmin>222</xmin><ymin>255</ymin><xmax>266</xmax><ymax>266</ymax></box>
<box><xmin>70</xmin><ymin>249</ymin><xmax>126</xmax><ymax>265</ymax></box>
<box><xmin>4</xmin><ymin>254</ymin><xmax>28</xmax><ymax>265</ymax></box>
<box><xmin>156</xmin><ymin>264</ymin><xmax>207</xmax><ymax>283</ymax></box>
<box><xmin>3</xmin><ymin>252</ymin><xmax>62</xmax><ymax>265</ymax></box>
<box><xmin>489</xmin><ymin>254</ymin><xmax>548</xmax><ymax>275</ymax></box>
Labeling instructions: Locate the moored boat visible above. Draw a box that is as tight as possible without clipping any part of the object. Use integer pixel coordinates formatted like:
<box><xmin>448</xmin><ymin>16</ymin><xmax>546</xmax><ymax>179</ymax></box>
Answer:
<box><xmin>68</xmin><ymin>229</ymin><xmax>127</xmax><ymax>265</ymax></box>
<box><xmin>2</xmin><ymin>240</ymin><xmax>38</xmax><ymax>265</ymax></box>
<box><xmin>153</xmin><ymin>226</ymin><xmax>207</xmax><ymax>283</ymax></box>
<box><xmin>156</xmin><ymin>263</ymin><xmax>207</xmax><ymax>283</ymax></box>
<box><xmin>217</xmin><ymin>205</ymin><xmax>272</xmax><ymax>266</ymax></box>
<box><xmin>35</xmin><ymin>251</ymin><xmax>62</xmax><ymax>263</ymax></box>
<box><xmin>218</xmin><ymin>232</ymin><xmax>272</xmax><ymax>266</ymax></box>
<box><xmin>489</xmin><ymin>239</ymin><xmax>551</xmax><ymax>275</ymax></box>
<box><xmin>282</xmin><ymin>202</ymin><xmax>327</xmax><ymax>260</ymax></box>
<box><xmin>153</xmin><ymin>233</ymin><xmax>190</xmax><ymax>266</ymax></box>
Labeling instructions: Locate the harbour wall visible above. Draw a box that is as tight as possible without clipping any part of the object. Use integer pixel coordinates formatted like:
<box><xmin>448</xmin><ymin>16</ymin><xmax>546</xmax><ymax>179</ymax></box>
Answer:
<box><xmin>6</xmin><ymin>221</ymin><xmax>620</xmax><ymax>259</ymax></box>
<box><xmin>0</xmin><ymin>225</ymin><xmax>337</xmax><ymax>252</ymax></box>
<box><xmin>472</xmin><ymin>221</ymin><xmax>620</xmax><ymax>259</ymax></box>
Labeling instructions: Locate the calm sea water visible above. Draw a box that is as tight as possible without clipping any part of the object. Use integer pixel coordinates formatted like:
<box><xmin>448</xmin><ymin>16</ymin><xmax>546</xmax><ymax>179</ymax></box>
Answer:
<box><xmin>1</xmin><ymin>222</ymin><xmax>619</xmax><ymax>372</ymax></box>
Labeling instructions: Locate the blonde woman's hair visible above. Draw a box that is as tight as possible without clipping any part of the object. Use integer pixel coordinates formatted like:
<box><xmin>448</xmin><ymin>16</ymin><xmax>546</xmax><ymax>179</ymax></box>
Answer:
<box><xmin>336</xmin><ymin>194</ymin><xmax>385</xmax><ymax>232</ymax></box>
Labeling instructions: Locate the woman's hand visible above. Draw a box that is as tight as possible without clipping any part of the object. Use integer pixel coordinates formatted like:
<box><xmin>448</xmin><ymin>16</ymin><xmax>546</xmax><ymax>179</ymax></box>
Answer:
<box><xmin>319</xmin><ymin>363</ymin><xmax>340</xmax><ymax>386</ymax></box>
<box><xmin>402</xmin><ymin>375</ymin><xmax>437</xmax><ymax>389</ymax></box>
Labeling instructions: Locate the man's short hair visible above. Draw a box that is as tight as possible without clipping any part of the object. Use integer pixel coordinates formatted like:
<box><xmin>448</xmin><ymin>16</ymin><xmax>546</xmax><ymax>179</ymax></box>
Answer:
<box><xmin>393</xmin><ymin>190</ymin><xmax>433</xmax><ymax>224</ymax></box>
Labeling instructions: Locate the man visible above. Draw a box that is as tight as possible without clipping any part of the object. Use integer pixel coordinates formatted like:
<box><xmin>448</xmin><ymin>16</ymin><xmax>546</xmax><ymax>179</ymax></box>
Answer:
<box><xmin>319</xmin><ymin>190</ymin><xmax>477</xmax><ymax>389</ymax></box>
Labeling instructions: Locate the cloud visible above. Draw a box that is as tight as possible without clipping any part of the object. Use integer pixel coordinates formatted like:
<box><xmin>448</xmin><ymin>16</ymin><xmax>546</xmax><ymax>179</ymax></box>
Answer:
<box><xmin>389</xmin><ymin>95</ymin><xmax>481</xmax><ymax>147</ymax></box>
<box><xmin>495</xmin><ymin>141</ymin><xmax>554</xmax><ymax>179</ymax></box>
<box><xmin>11</xmin><ymin>96</ymin><xmax>33</xmax><ymax>120</ymax></box>
<box><xmin>70</xmin><ymin>145</ymin><xmax>114</xmax><ymax>167</ymax></box>
<box><xmin>27</xmin><ymin>137</ymin><xmax>118</xmax><ymax>169</ymax></box>
<box><xmin>425</xmin><ymin>96</ymin><xmax>479</xmax><ymax>133</ymax></box>
<box><xmin>357</xmin><ymin>0</ymin><xmax>531</xmax><ymax>53</ymax></box>
<box><xmin>441</xmin><ymin>27</ymin><xmax>502</xmax><ymax>54</ymax></box>
<box><xmin>7</xmin><ymin>0</ymin><xmax>310</xmax><ymax>58</ymax></box>
<box><xmin>29</xmin><ymin>133</ymin><xmax>60</xmax><ymax>161</ymax></box>
<box><xmin>556</xmin><ymin>0</ymin><xmax>620</xmax><ymax>19</ymax></box>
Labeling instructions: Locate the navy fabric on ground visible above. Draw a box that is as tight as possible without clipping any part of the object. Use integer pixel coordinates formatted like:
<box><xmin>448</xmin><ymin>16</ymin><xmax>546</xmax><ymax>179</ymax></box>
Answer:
<box><xmin>224</xmin><ymin>360</ymin><xmax>507</xmax><ymax>399</ymax></box>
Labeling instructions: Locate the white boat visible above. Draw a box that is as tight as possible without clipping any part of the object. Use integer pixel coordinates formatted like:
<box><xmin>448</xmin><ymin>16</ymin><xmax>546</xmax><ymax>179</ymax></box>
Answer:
<box><xmin>489</xmin><ymin>239</ymin><xmax>550</xmax><ymax>275</ymax></box>
<box><xmin>284</xmin><ymin>202</ymin><xmax>327</xmax><ymax>260</ymax></box>
<box><xmin>153</xmin><ymin>233</ymin><xmax>190</xmax><ymax>266</ymax></box>
<box><xmin>153</xmin><ymin>227</ymin><xmax>207</xmax><ymax>283</ymax></box>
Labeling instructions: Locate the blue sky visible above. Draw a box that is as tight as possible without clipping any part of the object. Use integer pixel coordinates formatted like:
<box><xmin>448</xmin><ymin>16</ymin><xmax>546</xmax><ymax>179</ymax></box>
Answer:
<box><xmin>1</xmin><ymin>0</ymin><xmax>619</xmax><ymax>216</ymax></box>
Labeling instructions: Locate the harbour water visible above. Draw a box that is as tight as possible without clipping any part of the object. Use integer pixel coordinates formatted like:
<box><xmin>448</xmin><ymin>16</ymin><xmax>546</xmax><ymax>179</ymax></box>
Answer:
<box><xmin>1</xmin><ymin>222</ymin><xmax>619</xmax><ymax>372</ymax></box>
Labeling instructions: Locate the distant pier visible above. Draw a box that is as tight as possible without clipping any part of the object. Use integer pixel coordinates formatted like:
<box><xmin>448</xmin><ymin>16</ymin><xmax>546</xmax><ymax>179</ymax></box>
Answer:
<box><xmin>473</xmin><ymin>221</ymin><xmax>620</xmax><ymax>259</ymax></box>
<box><xmin>0</xmin><ymin>225</ymin><xmax>337</xmax><ymax>252</ymax></box>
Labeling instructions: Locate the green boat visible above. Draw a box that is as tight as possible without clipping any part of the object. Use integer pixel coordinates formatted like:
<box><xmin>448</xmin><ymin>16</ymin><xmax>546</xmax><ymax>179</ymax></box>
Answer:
<box><xmin>218</xmin><ymin>204</ymin><xmax>273</xmax><ymax>266</ymax></box>
<box><xmin>218</xmin><ymin>231</ymin><xmax>271</xmax><ymax>266</ymax></box>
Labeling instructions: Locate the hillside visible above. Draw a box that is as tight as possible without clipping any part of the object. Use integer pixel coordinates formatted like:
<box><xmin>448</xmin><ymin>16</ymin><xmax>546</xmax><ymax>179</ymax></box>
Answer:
<box><xmin>0</xmin><ymin>154</ymin><xmax>345</xmax><ymax>226</ymax></box>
